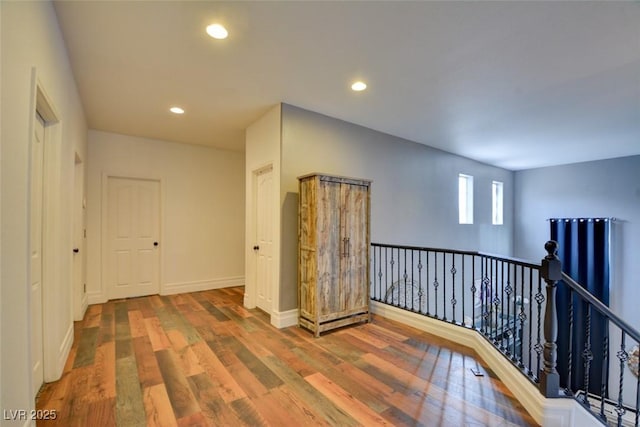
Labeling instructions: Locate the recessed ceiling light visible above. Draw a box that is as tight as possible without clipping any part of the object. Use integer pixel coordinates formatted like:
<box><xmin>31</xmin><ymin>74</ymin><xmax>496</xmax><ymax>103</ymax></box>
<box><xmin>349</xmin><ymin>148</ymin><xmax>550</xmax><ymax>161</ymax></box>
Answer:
<box><xmin>351</xmin><ymin>81</ymin><xmax>367</xmax><ymax>91</ymax></box>
<box><xmin>170</xmin><ymin>107</ymin><xmax>185</xmax><ymax>114</ymax></box>
<box><xmin>206</xmin><ymin>24</ymin><xmax>228</xmax><ymax>40</ymax></box>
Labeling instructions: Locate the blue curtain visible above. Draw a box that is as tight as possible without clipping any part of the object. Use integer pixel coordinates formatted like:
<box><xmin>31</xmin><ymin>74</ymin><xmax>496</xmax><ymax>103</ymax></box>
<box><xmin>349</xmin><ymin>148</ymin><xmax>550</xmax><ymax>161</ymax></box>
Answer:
<box><xmin>550</xmin><ymin>218</ymin><xmax>610</xmax><ymax>396</ymax></box>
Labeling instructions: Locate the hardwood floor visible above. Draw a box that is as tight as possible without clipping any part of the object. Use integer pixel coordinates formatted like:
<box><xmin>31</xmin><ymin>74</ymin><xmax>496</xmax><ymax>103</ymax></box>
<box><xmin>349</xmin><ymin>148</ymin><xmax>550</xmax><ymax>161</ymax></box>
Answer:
<box><xmin>36</xmin><ymin>287</ymin><xmax>537</xmax><ymax>426</ymax></box>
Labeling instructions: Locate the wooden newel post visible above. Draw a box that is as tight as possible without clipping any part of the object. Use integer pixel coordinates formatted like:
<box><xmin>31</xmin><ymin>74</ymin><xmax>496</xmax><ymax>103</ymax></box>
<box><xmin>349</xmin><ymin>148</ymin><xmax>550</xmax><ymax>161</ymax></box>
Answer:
<box><xmin>540</xmin><ymin>240</ymin><xmax>562</xmax><ymax>397</ymax></box>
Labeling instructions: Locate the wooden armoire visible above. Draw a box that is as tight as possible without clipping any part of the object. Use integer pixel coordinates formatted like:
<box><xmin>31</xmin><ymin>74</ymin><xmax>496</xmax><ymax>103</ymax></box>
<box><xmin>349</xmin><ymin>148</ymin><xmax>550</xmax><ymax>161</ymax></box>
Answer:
<box><xmin>298</xmin><ymin>173</ymin><xmax>371</xmax><ymax>336</ymax></box>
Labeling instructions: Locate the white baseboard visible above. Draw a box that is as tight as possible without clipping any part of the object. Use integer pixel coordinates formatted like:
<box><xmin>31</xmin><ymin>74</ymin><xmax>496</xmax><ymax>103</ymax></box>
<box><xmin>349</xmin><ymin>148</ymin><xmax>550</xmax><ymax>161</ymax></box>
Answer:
<box><xmin>82</xmin><ymin>293</ymin><xmax>88</xmax><ymax>314</ymax></box>
<box><xmin>47</xmin><ymin>323</ymin><xmax>73</xmax><ymax>382</ymax></box>
<box><xmin>371</xmin><ymin>301</ymin><xmax>596</xmax><ymax>427</ymax></box>
<box><xmin>244</xmin><ymin>292</ymin><xmax>256</xmax><ymax>309</ymax></box>
<box><xmin>271</xmin><ymin>308</ymin><xmax>298</xmax><ymax>329</ymax></box>
<box><xmin>162</xmin><ymin>276</ymin><xmax>244</xmax><ymax>296</ymax></box>
<box><xmin>87</xmin><ymin>291</ymin><xmax>106</xmax><ymax>305</ymax></box>
<box><xmin>61</xmin><ymin>322</ymin><xmax>73</xmax><ymax>357</ymax></box>
<box><xmin>88</xmin><ymin>276</ymin><xmax>245</xmax><ymax>304</ymax></box>
<box><xmin>75</xmin><ymin>293</ymin><xmax>89</xmax><ymax>321</ymax></box>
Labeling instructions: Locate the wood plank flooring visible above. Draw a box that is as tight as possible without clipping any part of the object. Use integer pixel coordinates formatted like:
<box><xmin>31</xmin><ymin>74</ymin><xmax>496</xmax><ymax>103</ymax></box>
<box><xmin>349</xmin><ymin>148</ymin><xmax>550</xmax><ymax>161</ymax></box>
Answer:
<box><xmin>36</xmin><ymin>287</ymin><xmax>537</xmax><ymax>426</ymax></box>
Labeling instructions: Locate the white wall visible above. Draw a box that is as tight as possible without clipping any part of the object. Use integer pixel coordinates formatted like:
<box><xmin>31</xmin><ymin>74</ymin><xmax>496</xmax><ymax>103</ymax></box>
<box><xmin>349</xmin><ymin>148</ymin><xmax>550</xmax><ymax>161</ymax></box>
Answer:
<box><xmin>1</xmin><ymin>1</ymin><xmax>87</xmax><ymax>424</ymax></box>
<box><xmin>244</xmin><ymin>105</ymin><xmax>282</xmax><ymax>320</ymax></box>
<box><xmin>86</xmin><ymin>131</ymin><xmax>245</xmax><ymax>302</ymax></box>
<box><xmin>279</xmin><ymin>104</ymin><xmax>514</xmax><ymax>311</ymax></box>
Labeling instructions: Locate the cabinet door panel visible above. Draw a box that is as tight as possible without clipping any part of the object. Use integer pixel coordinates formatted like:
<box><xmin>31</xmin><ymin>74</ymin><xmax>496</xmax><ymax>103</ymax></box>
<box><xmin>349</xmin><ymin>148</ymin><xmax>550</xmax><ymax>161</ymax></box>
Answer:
<box><xmin>299</xmin><ymin>178</ymin><xmax>316</xmax><ymax>250</ymax></box>
<box><xmin>299</xmin><ymin>248</ymin><xmax>316</xmax><ymax>318</ymax></box>
<box><xmin>317</xmin><ymin>180</ymin><xmax>342</xmax><ymax>316</ymax></box>
<box><xmin>342</xmin><ymin>183</ymin><xmax>369</xmax><ymax>311</ymax></box>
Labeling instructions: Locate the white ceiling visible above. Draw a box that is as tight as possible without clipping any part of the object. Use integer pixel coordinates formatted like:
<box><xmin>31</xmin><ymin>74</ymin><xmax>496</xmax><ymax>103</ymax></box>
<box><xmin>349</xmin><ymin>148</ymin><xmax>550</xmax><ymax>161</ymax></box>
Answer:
<box><xmin>53</xmin><ymin>1</ymin><xmax>640</xmax><ymax>170</ymax></box>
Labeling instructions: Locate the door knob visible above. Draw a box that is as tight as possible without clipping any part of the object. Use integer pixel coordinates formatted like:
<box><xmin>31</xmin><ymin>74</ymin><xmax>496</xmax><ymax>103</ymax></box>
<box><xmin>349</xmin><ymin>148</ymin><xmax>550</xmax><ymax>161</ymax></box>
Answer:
<box><xmin>153</xmin><ymin>242</ymin><xmax>159</xmax><ymax>247</ymax></box>
<box><xmin>253</xmin><ymin>245</ymin><xmax>260</xmax><ymax>251</ymax></box>
<box><xmin>73</xmin><ymin>248</ymin><xmax>79</xmax><ymax>253</ymax></box>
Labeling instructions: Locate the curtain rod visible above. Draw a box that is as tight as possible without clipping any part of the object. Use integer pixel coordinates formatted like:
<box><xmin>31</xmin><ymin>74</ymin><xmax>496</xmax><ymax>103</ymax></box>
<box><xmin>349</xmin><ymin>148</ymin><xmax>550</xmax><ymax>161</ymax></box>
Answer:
<box><xmin>546</xmin><ymin>217</ymin><xmax>616</xmax><ymax>222</ymax></box>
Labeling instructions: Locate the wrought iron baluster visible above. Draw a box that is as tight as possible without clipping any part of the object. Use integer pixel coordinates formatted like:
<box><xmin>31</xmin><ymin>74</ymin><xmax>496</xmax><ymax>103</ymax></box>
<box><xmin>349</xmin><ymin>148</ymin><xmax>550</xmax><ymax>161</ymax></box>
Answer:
<box><xmin>599</xmin><ymin>326</ymin><xmax>609</xmax><ymax>423</ymax></box>
<box><xmin>426</xmin><ymin>250</ymin><xmax>430</xmax><ymax>316</ymax></box>
<box><xmin>471</xmin><ymin>256</ymin><xmax>477</xmax><ymax>329</ymax></box>
<box><xmin>481</xmin><ymin>257</ymin><xmax>489</xmax><ymax>335</ymax></box>
<box><xmin>534</xmin><ymin>274</ymin><xmax>544</xmax><ymax>383</ymax></box>
<box><xmin>434</xmin><ymin>252</ymin><xmax>439</xmax><ymax>319</ymax></box>
<box><xmin>377</xmin><ymin>246</ymin><xmax>382</xmax><ymax>301</ymax></box>
<box><xmin>411</xmin><ymin>250</ymin><xmax>415</xmax><ymax>311</ymax></box>
<box><xmin>510</xmin><ymin>265</ymin><xmax>516</xmax><ymax>359</ymax></box>
<box><xmin>491</xmin><ymin>259</ymin><xmax>500</xmax><ymax>342</ymax></box>
<box><xmin>616</xmin><ymin>332</ymin><xmax>628</xmax><ymax>426</ymax></box>
<box><xmin>461</xmin><ymin>254</ymin><xmax>466</xmax><ymax>326</ymax></box>
<box><xmin>509</xmin><ymin>263</ymin><xmax>515</xmax><ymax>359</ymax></box>
<box><xmin>387</xmin><ymin>248</ymin><xmax>395</xmax><ymax>305</ymax></box>
<box><xmin>442</xmin><ymin>252</ymin><xmax>447</xmax><ymax>322</ymax></box>
<box><xmin>518</xmin><ymin>265</ymin><xmax>526</xmax><ymax>366</ymax></box>
<box><xmin>396</xmin><ymin>248</ymin><xmax>400</xmax><ymax>307</ymax></box>
<box><xmin>528</xmin><ymin>268</ymin><xmax>534</xmax><ymax>376</ymax></box>
<box><xmin>583</xmin><ymin>304</ymin><xmax>593</xmax><ymax>408</ymax></box>
<box><xmin>500</xmin><ymin>261</ymin><xmax>506</xmax><ymax>352</ymax></box>
<box><xmin>372</xmin><ymin>245</ymin><xmax>377</xmax><ymax>300</ymax></box>
<box><xmin>567</xmin><ymin>289</ymin><xmax>574</xmax><ymax>396</ymax></box>
<box><xmin>418</xmin><ymin>251</ymin><xmax>424</xmax><ymax>314</ymax></box>
<box><xmin>451</xmin><ymin>253</ymin><xmax>457</xmax><ymax>323</ymax></box>
<box><xmin>403</xmin><ymin>248</ymin><xmax>408</xmax><ymax>309</ymax></box>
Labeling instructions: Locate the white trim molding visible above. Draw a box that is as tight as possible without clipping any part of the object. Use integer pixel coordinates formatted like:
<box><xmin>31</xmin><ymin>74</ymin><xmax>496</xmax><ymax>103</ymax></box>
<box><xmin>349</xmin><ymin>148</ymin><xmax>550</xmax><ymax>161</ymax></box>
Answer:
<box><xmin>371</xmin><ymin>301</ymin><xmax>600</xmax><ymax>427</ymax></box>
<box><xmin>79</xmin><ymin>293</ymin><xmax>89</xmax><ymax>320</ymax></box>
<box><xmin>88</xmin><ymin>276</ymin><xmax>245</xmax><ymax>304</ymax></box>
<box><xmin>87</xmin><ymin>291</ymin><xmax>107</xmax><ymax>306</ymax></box>
<box><xmin>244</xmin><ymin>291</ymin><xmax>256</xmax><ymax>310</ymax></box>
<box><xmin>51</xmin><ymin>325</ymin><xmax>74</xmax><ymax>382</ymax></box>
<box><xmin>270</xmin><ymin>309</ymin><xmax>298</xmax><ymax>329</ymax></box>
<box><xmin>162</xmin><ymin>276</ymin><xmax>244</xmax><ymax>296</ymax></box>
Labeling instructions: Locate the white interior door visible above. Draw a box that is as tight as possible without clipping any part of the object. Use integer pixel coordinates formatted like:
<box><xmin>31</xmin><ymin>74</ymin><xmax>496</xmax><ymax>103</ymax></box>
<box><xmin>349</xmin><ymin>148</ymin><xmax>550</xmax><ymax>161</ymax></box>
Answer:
<box><xmin>107</xmin><ymin>177</ymin><xmax>160</xmax><ymax>299</ymax></box>
<box><xmin>255</xmin><ymin>167</ymin><xmax>274</xmax><ymax>313</ymax></box>
<box><xmin>73</xmin><ymin>155</ymin><xmax>86</xmax><ymax>319</ymax></box>
<box><xmin>30</xmin><ymin>113</ymin><xmax>45</xmax><ymax>398</ymax></box>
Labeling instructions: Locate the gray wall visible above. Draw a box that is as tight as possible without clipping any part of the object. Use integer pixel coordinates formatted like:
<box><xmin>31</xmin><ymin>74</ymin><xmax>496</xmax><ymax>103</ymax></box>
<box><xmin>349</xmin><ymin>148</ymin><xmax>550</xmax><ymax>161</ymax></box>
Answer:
<box><xmin>280</xmin><ymin>104</ymin><xmax>514</xmax><ymax>310</ymax></box>
<box><xmin>514</xmin><ymin>155</ymin><xmax>640</xmax><ymax>331</ymax></box>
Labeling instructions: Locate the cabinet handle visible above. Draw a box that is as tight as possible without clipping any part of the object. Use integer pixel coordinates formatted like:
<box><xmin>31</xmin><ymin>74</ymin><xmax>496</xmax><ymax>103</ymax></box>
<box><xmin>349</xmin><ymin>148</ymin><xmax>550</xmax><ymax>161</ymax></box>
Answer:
<box><xmin>342</xmin><ymin>237</ymin><xmax>350</xmax><ymax>258</ymax></box>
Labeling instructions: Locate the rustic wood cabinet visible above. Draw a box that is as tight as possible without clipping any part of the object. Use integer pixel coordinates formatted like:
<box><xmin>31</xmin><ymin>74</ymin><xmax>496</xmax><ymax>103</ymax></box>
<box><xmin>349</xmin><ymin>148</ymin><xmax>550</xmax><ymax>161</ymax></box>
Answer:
<box><xmin>298</xmin><ymin>173</ymin><xmax>371</xmax><ymax>336</ymax></box>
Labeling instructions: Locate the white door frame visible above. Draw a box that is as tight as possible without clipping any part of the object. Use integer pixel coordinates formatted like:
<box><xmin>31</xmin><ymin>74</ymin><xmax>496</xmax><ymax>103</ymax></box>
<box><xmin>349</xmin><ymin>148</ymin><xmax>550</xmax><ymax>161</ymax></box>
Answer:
<box><xmin>101</xmin><ymin>173</ymin><xmax>163</xmax><ymax>300</ymax></box>
<box><xmin>29</xmin><ymin>75</ymin><xmax>64</xmax><ymax>391</ymax></box>
<box><xmin>72</xmin><ymin>152</ymin><xmax>87</xmax><ymax>320</ymax></box>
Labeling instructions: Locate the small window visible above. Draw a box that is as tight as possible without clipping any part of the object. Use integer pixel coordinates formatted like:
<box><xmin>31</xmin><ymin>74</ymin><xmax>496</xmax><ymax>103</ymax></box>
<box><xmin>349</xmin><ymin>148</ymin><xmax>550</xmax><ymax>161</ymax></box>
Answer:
<box><xmin>492</xmin><ymin>181</ymin><xmax>504</xmax><ymax>225</ymax></box>
<box><xmin>458</xmin><ymin>174</ymin><xmax>474</xmax><ymax>224</ymax></box>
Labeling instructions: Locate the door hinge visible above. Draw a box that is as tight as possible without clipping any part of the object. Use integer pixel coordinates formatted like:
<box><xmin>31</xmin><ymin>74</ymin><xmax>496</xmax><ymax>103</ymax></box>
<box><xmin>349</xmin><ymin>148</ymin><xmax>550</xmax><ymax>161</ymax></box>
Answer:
<box><xmin>84</xmin><ymin>229</ymin><xmax>87</xmax><ymax>238</ymax></box>
<box><xmin>83</xmin><ymin>283</ymin><xmax>86</xmax><ymax>293</ymax></box>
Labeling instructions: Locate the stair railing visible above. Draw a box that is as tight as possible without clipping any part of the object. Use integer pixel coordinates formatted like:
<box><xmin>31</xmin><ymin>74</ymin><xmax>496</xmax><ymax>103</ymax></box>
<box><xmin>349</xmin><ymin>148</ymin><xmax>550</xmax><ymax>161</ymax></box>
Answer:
<box><xmin>371</xmin><ymin>240</ymin><xmax>640</xmax><ymax>426</ymax></box>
